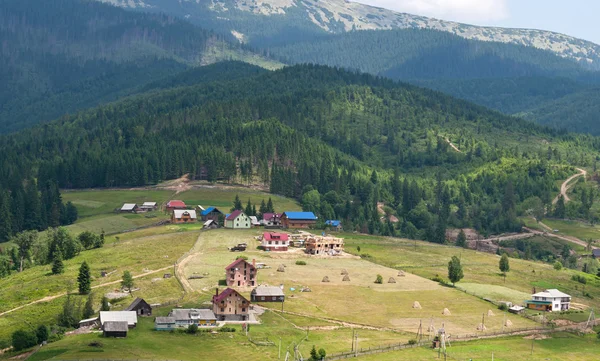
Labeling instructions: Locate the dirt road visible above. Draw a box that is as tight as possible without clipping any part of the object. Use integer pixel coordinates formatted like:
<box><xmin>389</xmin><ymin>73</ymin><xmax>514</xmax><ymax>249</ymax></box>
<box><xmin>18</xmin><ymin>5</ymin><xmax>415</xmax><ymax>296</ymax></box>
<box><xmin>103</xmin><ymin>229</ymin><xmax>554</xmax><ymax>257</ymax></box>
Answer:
<box><xmin>523</xmin><ymin>225</ymin><xmax>597</xmax><ymax>250</ymax></box>
<box><xmin>553</xmin><ymin>168</ymin><xmax>587</xmax><ymax>204</ymax></box>
<box><xmin>445</xmin><ymin>138</ymin><xmax>462</xmax><ymax>153</ymax></box>
<box><xmin>0</xmin><ymin>266</ymin><xmax>173</xmax><ymax>318</ymax></box>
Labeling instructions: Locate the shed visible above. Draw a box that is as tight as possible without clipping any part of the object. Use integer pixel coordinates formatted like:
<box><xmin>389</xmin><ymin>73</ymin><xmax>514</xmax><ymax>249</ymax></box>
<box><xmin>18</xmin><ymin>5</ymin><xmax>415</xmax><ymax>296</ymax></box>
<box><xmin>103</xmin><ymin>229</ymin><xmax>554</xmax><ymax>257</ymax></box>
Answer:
<box><xmin>139</xmin><ymin>202</ymin><xmax>157</xmax><ymax>211</ymax></box>
<box><xmin>325</xmin><ymin>220</ymin><xmax>343</xmax><ymax>231</ymax></box>
<box><xmin>120</xmin><ymin>203</ymin><xmax>138</xmax><ymax>213</ymax></box>
<box><xmin>203</xmin><ymin>220</ymin><xmax>219</xmax><ymax>229</ymax></box>
<box><xmin>125</xmin><ymin>298</ymin><xmax>152</xmax><ymax>317</ymax></box>
<box><xmin>155</xmin><ymin>317</ymin><xmax>176</xmax><ymax>331</ymax></box>
<box><xmin>99</xmin><ymin>311</ymin><xmax>138</xmax><ymax>328</ymax></box>
<box><xmin>200</xmin><ymin>206</ymin><xmax>223</xmax><ymax>222</ymax></box>
<box><xmin>78</xmin><ymin>317</ymin><xmax>98</xmax><ymax>328</ymax></box>
<box><xmin>251</xmin><ymin>286</ymin><xmax>285</xmax><ymax>302</ymax></box>
<box><xmin>593</xmin><ymin>249</ymin><xmax>600</xmax><ymax>258</ymax></box>
<box><xmin>103</xmin><ymin>321</ymin><xmax>129</xmax><ymax>338</ymax></box>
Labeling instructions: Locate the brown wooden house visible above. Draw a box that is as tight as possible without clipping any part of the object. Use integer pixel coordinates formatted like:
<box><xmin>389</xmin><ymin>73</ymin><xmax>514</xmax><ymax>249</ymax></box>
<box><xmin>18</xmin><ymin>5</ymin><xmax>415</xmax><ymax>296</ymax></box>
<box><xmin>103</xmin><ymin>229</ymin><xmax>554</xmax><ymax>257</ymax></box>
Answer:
<box><xmin>171</xmin><ymin>210</ymin><xmax>197</xmax><ymax>224</ymax></box>
<box><xmin>125</xmin><ymin>297</ymin><xmax>152</xmax><ymax>317</ymax></box>
<box><xmin>251</xmin><ymin>285</ymin><xmax>285</xmax><ymax>302</ymax></box>
<box><xmin>281</xmin><ymin>212</ymin><xmax>318</xmax><ymax>229</ymax></box>
<box><xmin>212</xmin><ymin>288</ymin><xmax>251</xmax><ymax>321</ymax></box>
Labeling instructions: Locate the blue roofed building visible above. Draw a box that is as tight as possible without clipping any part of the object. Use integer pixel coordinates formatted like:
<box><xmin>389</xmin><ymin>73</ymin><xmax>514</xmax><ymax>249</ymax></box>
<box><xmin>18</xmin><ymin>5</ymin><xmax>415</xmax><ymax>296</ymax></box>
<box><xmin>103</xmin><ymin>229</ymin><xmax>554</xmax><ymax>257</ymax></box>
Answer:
<box><xmin>197</xmin><ymin>206</ymin><xmax>223</xmax><ymax>223</ymax></box>
<box><xmin>281</xmin><ymin>211</ymin><xmax>318</xmax><ymax>229</ymax></box>
<box><xmin>325</xmin><ymin>220</ymin><xmax>343</xmax><ymax>231</ymax></box>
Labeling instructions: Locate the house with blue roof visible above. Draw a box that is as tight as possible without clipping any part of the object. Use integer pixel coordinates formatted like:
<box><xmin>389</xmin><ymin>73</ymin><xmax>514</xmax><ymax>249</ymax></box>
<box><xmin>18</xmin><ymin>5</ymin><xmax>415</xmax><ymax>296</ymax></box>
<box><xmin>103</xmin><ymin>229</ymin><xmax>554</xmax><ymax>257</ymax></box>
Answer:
<box><xmin>281</xmin><ymin>211</ymin><xmax>318</xmax><ymax>229</ymax></box>
<box><xmin>196</xmin><ymin>206</ymin><xmax>223</xmax><ymax>223</ymax></box>
<box><xmin>325</xmin><ymin>220</ymin><xmax>343</xmax><ymax>231</ymax></box>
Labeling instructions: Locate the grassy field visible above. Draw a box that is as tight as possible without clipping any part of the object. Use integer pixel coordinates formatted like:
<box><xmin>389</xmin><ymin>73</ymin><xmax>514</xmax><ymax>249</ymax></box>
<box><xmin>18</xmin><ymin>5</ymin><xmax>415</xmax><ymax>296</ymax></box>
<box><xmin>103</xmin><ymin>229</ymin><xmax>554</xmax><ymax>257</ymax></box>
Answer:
<box><xmin>542</xmin><ymin>218</ymin><xmax>600</xmax><ymax>244</ymax></box>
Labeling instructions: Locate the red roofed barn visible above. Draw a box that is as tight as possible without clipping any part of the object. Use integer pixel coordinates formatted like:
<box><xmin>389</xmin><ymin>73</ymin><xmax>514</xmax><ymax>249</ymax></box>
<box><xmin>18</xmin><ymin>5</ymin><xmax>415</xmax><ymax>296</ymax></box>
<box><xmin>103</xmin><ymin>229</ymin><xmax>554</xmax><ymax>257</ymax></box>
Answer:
<box><xmin>166</xmin><ymin>200</ymin><xmax>187</xmax><ymax>212</ymax></box>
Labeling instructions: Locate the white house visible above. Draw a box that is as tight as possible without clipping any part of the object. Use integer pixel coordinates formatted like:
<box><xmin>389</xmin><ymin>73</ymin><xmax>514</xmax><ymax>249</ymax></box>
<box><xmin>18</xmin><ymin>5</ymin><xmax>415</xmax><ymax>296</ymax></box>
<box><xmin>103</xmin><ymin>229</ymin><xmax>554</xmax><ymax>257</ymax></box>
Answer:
<box><xmin>225</xmin><ymin>210</ymin><xmax>251</xmax><ymax>229</ymax></box>
<box><xmin>527</xmin><ymin>289</ymin><xmax>571</xmax><ymax>312</ymax></box>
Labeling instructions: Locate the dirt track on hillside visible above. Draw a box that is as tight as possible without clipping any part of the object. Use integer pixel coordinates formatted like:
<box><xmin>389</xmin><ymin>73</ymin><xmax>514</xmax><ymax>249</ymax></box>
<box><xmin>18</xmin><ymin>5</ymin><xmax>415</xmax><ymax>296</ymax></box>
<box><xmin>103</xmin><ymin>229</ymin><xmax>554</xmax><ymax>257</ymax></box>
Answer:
<box><xmin>553</xmin><ymin>168</ymin><xmax>587</xmax><ymax>204</ymax></box>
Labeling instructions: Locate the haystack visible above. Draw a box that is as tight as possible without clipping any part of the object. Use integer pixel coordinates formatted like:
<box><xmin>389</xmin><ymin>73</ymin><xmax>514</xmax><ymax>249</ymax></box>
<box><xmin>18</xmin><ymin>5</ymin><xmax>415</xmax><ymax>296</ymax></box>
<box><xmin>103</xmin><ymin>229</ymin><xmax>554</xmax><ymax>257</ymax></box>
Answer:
<box><xmin>487</xmin><ymin>310</ymin><xmax>495</xmax><ymax>317</ymax></box>
<box><xmin>397</xmin><ymin>270</ymin><xmax>406</xmax><ymax>277</ymax></box>
<box><xmin>342</xmin><ymin>275</ymin><xmax>351</xmax><ymax>282</ymax></box>
<box><xmin>442</xmin><ymin>308</ymin><xmax>451</xmax><ymax>316</ymax></box>
<box><xmin>505</xmin><ymin>319</ymin><xmax>513</xmax><ymax>327</ymax></box>
<box><xmin>301</xmin><ymin>287</ymin><xmax>312</xmax><ymax>292</ymax></box>
<box><xmin>341</xmin><ymin>269</ymin><xmax>348</xmax><ymax>275</ymax></box>
<box><xmin>388</xmin><ymin>277</ymin><xmax>396</xmax><ymax>283</ymax></box>
<box><xmin>477</xmin><ymin>323</ymin><xmax>487</xmax><ymax>331</ymax></box>
<box><xmin>322</xmin><ymin>276</ymin><xmax>330</xmax><ymax>283</ymax></box>
<box><xmin>412</xmin><ymin>301</ymin><xmax>422</xmax><ymax>309</ymax></box>
<box><xmin>277</xmin><ymin>264</ymin><xmax>285</xmax><ymax>272</ymax></box>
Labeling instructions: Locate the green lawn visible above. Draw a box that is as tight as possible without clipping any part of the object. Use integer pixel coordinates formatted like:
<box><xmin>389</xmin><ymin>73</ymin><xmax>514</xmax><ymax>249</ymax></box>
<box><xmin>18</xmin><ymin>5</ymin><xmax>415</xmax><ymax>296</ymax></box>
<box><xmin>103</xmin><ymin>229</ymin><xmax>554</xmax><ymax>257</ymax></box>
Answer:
<box><xmin>542</xmin><ymin>218</ymin><xmax>600</xmax><ymax>246</ymax></box>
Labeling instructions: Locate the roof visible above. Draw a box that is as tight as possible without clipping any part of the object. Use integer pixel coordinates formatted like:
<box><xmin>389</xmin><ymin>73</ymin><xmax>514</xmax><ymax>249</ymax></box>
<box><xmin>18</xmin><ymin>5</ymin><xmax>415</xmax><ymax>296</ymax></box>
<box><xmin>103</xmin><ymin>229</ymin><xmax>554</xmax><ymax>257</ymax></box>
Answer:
<box><xmin>203</xmin><ymin>220</ymin><xmax>216</xmax><ymax>227</ymax></box>
<box><xmin>213</xmin><ymin>288</ymin><xmax>249</xmax><ymax>304</ymax></box>
<box><xmin>125</xmin><ymin>298</ymin><xmax>150</xmax><ymax>311</ymax></box>
<box><xmin>593</xmin><ymin>249</ymin><xmax>600</xmax><ymax>257</ymax></box>
<box><xmin>170</xmin><ymin>309</ymin><xmax>216</xmax><ymax>321</ymax></box>
<box><xmin>262</xmin><ymin>213</ymin><xmax>281</xmax><ymax>221</ymax></box>
<box><xmin>155</xmin><ymin>317</ymin><xmax>176</xmax><ymax>324</ymax></box>
<box><xmin>283</xmin><ymin>212</ymin><xmax>318</xmax><ymax>220</ymax></box>
<box><xmin>325</xmin><ymin>220</ymin><xmax>341</xmax><ymax>227</ymax></box>
<box><xmin>263</xmin><ymin>232</ymin><xmax>289</xmax><ymax>241</ymax></box>
<box><xmin>79</xmin><ymin>317</ymin><xmax>98</xmax><ymax>324</ymax></box>
<box><xmin>201</xmin><ymin>206</ymin><xmax>222</xmax><ymax>216</ymax></box>
<box><xmin>142</xmin><ymin>202</ymin><xmax>156</xmax><ymax>207</ymax></box>
<box><xmin>103</xmin><ymin>321</ymin><xmax>129</xmax><ymax>332</ymax></box>
<box><xmin>121</xmin><ymin>203</ymin><xmax>137</xmax><ymax>211</ymax></box>
<box><xmin>173</xmin><ymin>209</ymin><xmax>197</xmax><ymax>219</ymax></box>
<box><xmin>225</xmin><ymin>258</ymin><xmax>255</xmax><ymax>271</ymax></box>
<box><xmin>226</xmin><ymin>210</ymin><xmax>244</xmax><ymax>221</ymax></box>
<box><xmin>532</xmin><ymin>289</ymin><xmax>571</xmax><ymax>298</ymax></box>
<box><xmin>250</xmin><ymin>216</ymin><xmax>260</xmax><ymax>224</ymax></box>
<box><xmin>252</xmin><ymin>286</ymin><xmax>284</xmax><ymax>297</ymax></box>
<box><xmin>167</xmin><ymin>200</ymin><xmax>186</xmax><ymax>208</ymax></box>
<box><xmin>99</xmin><ymin>311</ymin><xmax>138</xmax><ymax>326</ymax></box>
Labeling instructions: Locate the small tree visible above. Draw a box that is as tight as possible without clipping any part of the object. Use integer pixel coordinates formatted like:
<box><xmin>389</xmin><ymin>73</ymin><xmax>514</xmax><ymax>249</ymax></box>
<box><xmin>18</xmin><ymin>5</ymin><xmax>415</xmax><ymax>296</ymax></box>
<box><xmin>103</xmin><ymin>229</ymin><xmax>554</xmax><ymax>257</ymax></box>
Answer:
<box><xmin>35</xmin><ymin>325</ymin><xmax>49</xmax><ymax>344</ymax></box>
<box><xmin>100</xmin><ymin>296</ymin><xmax>110</xmax><ymax>311</ymax></box>
<box><xmin>13</xmin><ymin>230</ymin><xmax>37</xmax><ymax>272</ymax></box>
<box><xmin>318</xmin><ymin>348</ymin><xmax>327</xmax><ymax>360</ymax></box>
<box><xmin>310</xmin><ymin>345</ymin><xmax>318</xmax><ymax>361</ymax></box>
<box><xmin>499</xmin><ymin>253</ymin><xmax>510</xmax><ymax>283</ymax></box>
<box><xmin>187</xmin><ymin>324</ymin><xmax>199</xmax><ymax>334</ymax></box>
<box><xmin>375</xmin><ymin>274</ymin><xmax>383</xmax><ymax>284</ymax></box>
<box><xmin>447</xmin><ymin>256</ymin><xmax>464</xmax><ymax>286</ymax></box>
<box><xmin>57</xmin><ymin>294</ymin><xmax>80</xmax><ymax>328</ymax></box>
<box><xmin>356</xmin><ymin>246</ymin><xmax>361</xmax><ymax>253</ymax></box>
<box><xmin>77</xmin><ymin>261</ymin><xmax>91</xmax><ymax>295</ymax></box>
<box><xmin>456</xmin><ymin>229</ymin><xmax>467</xmax><ymax>248</ymax></box>
<box><xmin>11</xmin><ymin>330</ymin><xmax>38</xmax><ymax>351</ymax></box>
<box><xmin>51</xmin><ymin>249</ymin><xmax>64</xmax><ymax>275</ymax></box>
<box><xmin>83</xmin><ymin>293</ymin><xmax>94</xmax><ymax>319</ymax></box>
<box><xmin>122</xmin><ymin>270</ymin><xmax>134</xmax><ymax>295</ymax></box>
<box><xmin>553</xmin><ymin>261</ymin><xmax>563</xmax><ymax>271</ymax></box>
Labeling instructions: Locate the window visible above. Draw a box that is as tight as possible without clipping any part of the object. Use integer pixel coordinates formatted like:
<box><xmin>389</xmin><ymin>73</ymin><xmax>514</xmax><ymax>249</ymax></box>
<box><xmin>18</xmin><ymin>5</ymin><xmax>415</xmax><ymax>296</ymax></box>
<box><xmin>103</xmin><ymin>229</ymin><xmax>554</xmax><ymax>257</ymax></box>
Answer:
<box><xmin>261</xmin><ymin>297</ymin><xmax>265</xmax><ymax>301</ymax></box>
<box><xmin>221</xmin><ymin>308</ymin><xmax>224</xmax><ymax>312</ymax></box>
<box><xmin>242</xmin><ymin>308</ymin><xmax>246</xmax><ymax>312</ymax></box>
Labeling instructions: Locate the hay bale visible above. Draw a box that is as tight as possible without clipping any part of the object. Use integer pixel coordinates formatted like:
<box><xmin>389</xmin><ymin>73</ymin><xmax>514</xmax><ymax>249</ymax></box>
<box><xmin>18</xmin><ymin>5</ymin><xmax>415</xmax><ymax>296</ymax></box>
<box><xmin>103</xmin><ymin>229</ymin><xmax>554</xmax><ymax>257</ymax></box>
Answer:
<box><xmin>505</xmin><ymin>319</ymin><xmax>513</xmax><ymax>327</ymax></box>
<box><xmin>412</xmin><ymin>301</ymin><xmax>422</xmax><ymax>309</ymax></box>
<box><xmin>442</xmin><ymin>308</ymin><xmax>451</xmax><ymax>316</ymax></box>
<box><xmin>397</xmin><ymin>270</ymin><xmax>406</xmax><ymax>277</ymax></box>
<box><xmin>487</xmin><ymin>310</ymin><xmax>495</xmax><ymax>317</ymax></box>
<box><xmin>341</xmin><ymin>269</ymin><xmax>348</xmax><ymax>275</ymax></box>
<box><xmin>322</xmin><ymin>276</ymin><xmax>330</xmax><ymax>283</ymax></box>
<box><xmin>477</xmin><ymin>323</ymin><xmax>487</xmax><ymax>331</ymax></box>
<box><xmin>388</xmin><ymin>277</ymin><xmax>396</xmax><ymax>283</ymax></box>
<box><xmin>277</xmin><ymin>264</ymin><xmax>285</xmax><ymax>272</ymax></box>
<box><xmin>301</xmin><ymin>287</ymin><xmax>312</xmax><ymax>292</ymax></box>
<box><xmin>342</xmin><ymin>275</ymin><xmax>351</xmax><ymax>282</ymax></box>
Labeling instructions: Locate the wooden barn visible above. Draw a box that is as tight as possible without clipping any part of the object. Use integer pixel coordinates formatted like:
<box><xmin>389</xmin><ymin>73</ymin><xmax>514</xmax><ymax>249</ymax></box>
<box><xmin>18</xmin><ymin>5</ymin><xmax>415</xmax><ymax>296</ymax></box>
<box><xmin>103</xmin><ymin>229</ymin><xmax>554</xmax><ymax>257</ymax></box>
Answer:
<box><xmin>171</xmin><ymin>210</ymin><xmax>197</xmax><ymax>224</ymax></box>
<box><xmin>125</xmin><ymin>297</ymin><xmax>152</xmax><ymax>317</ymax></box>
<box><xmin>251</xmin><ymin>285</ymin><xmax>285</xmax><ymax>302</ymax></box>
<box><xmin>281</xmin><ymin>212</ymin><xmax>318</xmax><ymax>229</ymax></box>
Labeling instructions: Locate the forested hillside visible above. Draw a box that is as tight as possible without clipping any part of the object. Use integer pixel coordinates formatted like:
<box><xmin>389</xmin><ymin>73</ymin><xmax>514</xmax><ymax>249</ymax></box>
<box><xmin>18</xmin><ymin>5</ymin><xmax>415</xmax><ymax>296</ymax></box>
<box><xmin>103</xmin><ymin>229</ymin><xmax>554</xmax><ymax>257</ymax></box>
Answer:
<box><xmin>1</xmin><ymin>63</ymin><xmax>599</xmax><ymax>243</ymax></box>
<box><xmin>0</xmin><ymin>0</ymin><xmax>277</xmax><ymax>133</ymax></box>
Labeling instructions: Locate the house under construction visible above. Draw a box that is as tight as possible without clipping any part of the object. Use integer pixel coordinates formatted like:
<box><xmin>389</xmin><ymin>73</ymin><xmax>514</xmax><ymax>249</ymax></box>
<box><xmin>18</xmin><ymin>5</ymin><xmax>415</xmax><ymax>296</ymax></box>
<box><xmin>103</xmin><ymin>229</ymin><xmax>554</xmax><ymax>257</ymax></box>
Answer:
<box><xmin>305</xmin><ymin>235</ymin><xmax>344</xmax><ymax>256</ymax></box>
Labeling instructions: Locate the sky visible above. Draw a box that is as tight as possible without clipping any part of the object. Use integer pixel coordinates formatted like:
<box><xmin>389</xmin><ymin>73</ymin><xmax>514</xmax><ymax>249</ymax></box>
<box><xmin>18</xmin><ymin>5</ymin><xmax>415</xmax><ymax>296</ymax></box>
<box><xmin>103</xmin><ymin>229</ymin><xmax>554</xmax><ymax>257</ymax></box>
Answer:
<box><xmin>354</xmin><ymin>0</ymin><xmax>600</xmax><ymax>44</ymax></box>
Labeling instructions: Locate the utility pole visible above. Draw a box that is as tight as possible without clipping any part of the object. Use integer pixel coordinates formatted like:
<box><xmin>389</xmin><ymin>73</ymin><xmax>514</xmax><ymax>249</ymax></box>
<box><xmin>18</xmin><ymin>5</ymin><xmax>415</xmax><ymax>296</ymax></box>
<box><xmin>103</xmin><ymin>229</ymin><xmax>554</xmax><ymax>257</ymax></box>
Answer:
<box><xmin>355</xmin><ymin>331</ymin><xmax>358</xmax><ymax>357</ymax></box>
<box><xmin>279</xmin><ymin>337</ymin><xmax>282</xmax><ymax>359</ymax></box>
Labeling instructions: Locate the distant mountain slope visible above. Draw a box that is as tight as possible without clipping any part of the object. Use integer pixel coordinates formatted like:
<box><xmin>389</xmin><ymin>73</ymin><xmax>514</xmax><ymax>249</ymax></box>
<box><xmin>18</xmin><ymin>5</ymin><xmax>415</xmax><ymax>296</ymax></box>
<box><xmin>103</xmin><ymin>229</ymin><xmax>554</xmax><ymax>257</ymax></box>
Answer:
<box><xmin>98</xmin><ymin>0</ymin><xmax>600</xmax><ymax>67</ymax></box>
<box><xmin>0</xmin><ymin>0</ymin><xmax>279</xmax><ymax>133</ymax></box>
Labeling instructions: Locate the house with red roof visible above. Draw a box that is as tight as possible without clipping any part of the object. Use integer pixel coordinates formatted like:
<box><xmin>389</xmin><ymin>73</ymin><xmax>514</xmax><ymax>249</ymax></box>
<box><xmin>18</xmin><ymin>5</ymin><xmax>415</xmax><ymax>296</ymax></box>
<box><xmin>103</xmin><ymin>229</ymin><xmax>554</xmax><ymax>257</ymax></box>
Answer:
<box><xmin>261</xmin><ymin>213</ymin><xmax>282</xmax><ymax>228</ymax></box>
<box><xmin>225</xmin><ymin>210</ymin><xmax>251</xmax><ymax>229</ymax></box>
<box><xmin>261</xmin><ymin>232</ymin><xmax>289</xmax><ymax>252</ymax></box>
<box><xmin>166</xmin><ymin>200</ymin><xmax>187</xmax><ymax>212</ymax></box>
<box><xmin>212</xmin><ymin>288</ymin><xmax>251</xmax><ymax>321</ymax></box>
<box><xmin>226</xmin><ymin>258</ymin><xmax>257</xmax><ymax>287</ymax></box>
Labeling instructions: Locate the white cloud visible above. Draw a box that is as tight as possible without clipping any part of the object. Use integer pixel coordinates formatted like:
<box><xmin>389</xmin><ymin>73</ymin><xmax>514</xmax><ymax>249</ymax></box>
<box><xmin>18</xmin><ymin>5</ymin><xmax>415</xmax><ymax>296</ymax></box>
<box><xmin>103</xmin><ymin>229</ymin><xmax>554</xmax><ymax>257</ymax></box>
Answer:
<box><xmin>353</xmin><ymin>0</ymin><xmax>510</xmax><ymax>23</ymax></box>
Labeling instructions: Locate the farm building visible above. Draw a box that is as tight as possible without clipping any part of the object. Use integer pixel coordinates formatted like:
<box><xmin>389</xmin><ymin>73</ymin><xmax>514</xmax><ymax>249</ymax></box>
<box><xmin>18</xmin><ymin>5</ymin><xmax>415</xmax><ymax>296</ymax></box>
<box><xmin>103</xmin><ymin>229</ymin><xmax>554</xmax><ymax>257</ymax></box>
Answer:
<box><xmin>261</xmin><ymin>232</ymin><xmax>289</xmax><ymax>252</ymax></box>
<box><xmin>154</xmin><ymin>317</ymin><xmax>176</xmax><ymax>331</ymax></box>
<box><xmin>251</xmin><ymin>285</ymin><xmax>285</xmax><ymax>302</ymax></box>
<box><xmin>226</xmin><ymin>258</ymin><xmax>257</xmax><ymax>287</ymax></box>
<box><xmin>139</xmin><ymin>202</ymin><xmax>157</xmax><ymax>211</ymax></box>
<box><xmin>200</xmin><ymin>206</ymin><xmax>223</xmax><ymax>222</ymax></box>
<box><xmin>262</xmin><ymin>213</ymin><xmax>282</xmax><ymax>228</ymax></box>
<box><xmin>171</xmin><ymin>209</ymin><xmax>197</xmax><ymax>224</ymax></box>
<box><xmin>103</xmin><ymin>321</ymin><xmax>129</xmax><ymax>338</ymax></box>
<box><xmin>78</xmin><ymin>317</ymin><xmax>98</xmax><ymax>328</ymax></box>
<box><xmin>305</xmin><ymin>235</ymin><xmax>344</xmax><ymax>256</ymax></box>
<box><xmin>166</xmin><ymin>309</ymin><xmax>217</xmax><ymax>328</ymax></box>
<box><xmin>593</xmin><ymin>249</ymin><xmax>600</xmax><ymax>258</ymax></box>
<box><xmin>325</xmin><ymin>220</ymin><xmax>343</xmax><ymax>231</ymax></box>
<box><xmin>203</xmin><ymin>220</ymin><xmax>219</xmax><ymax>229</ymax></box>
<box><xmin>125</xmin><ymin>298</ymin><xmax>152</xmax><ymax>317</ymax></box>
<box><xmin>212</xmin><ymin>288</ymin><xmax>251</xmax><ymax>321</ymax></box>
<box><xmin>526</xmin><ymin>289</ymin><xmax>571</xmax><ymax>312</ymax></box>
<box><xmin>281</xmin><ymin>212</ymin><xmax>318</xmax><ymax>229</ymax></box>
<box><xmin>120</xmin><ymin>203</ymin><xmax>138</xmax><ymax>213</ymax></box>
<box><xmin>99</xmin><ymin>311</ymin><xmax>138</xmax><ymax>328</ymax></box>
<box><xmin>166</xmin><ymin>200</ymin><xmax>187</xmax><ymax>212</ymax></box>
<box><xmin>225</xmin><ymin>210</ymin><xmax>251</xmax><ymax>229</ymax></box>
<box><xmin>250</xmin><ymin>216</ymin><xmax>261</xmax><ymax>227</ymax></box>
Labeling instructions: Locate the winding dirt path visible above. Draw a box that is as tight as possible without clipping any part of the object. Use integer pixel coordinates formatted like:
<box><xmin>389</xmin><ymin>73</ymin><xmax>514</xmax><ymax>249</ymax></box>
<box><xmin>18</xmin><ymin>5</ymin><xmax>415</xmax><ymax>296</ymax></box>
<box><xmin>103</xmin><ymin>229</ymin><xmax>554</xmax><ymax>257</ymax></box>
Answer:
<box><xmin>553</xmin><ymin>168</ymin><xmax>587</xmax><ymax>204</ymax></box>
<box><xmin>445</xmin><ymin>138</ymin><xmax>462</xmax><ymax>153</ymax></box>
<box><xmin>0</xmin><ymin>266</ymin><xmax>173</xmax><ymax>318</ymax></box>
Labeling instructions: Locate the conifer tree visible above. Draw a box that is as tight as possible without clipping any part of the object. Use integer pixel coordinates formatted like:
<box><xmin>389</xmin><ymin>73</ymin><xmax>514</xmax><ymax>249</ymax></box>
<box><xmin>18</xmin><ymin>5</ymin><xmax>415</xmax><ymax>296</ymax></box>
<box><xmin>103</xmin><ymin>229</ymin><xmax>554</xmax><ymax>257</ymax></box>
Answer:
<box><xmin>456</xmin><ymin>229</ymin><xmax>467</xmax><ymax>248</ymax></box>
<box><xmin>83</xmin><ymin>293</ymin><xmax>94</xmax><ymax>319</ymax></box>
<box><xmin>51</xmin><ymin>249</ymin><xmax>64</xmax><ymax>275</ymax></box>
<box><xmin>232</xmin><ymin>195</ymin><xmax>242</xmax><ymax>212</ymax></box>
<box><xmin>267</xmin><ymin>198</ymin><xmax>274</xmax><ymax>213</ymax></box>
<box><xmin>245</xmin><ymin>199</ymin><xmax>253</xmax><ymax>216</ymax></box>
<box><xmin>77</xmin><ymin>261</ymin><xmax>91</xmax><ymax>295</ymax></box>
<box><xmin>0</xmin><ymin>190</ymin><xmax>13</xmax><ymax>243</ymax></box>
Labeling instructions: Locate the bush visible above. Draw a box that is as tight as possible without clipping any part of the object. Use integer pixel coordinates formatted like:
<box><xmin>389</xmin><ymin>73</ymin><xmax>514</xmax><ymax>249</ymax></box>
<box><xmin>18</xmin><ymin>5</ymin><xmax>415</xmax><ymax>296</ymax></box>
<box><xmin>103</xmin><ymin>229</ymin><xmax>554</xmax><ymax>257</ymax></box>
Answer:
<box><xmin>187</xmin><ymin>324</ymin><xmax>198</xmax><ymax>334</ymax></box>
<box><xmin>295</xmin><ymin>260</ymin><xmax>307</xmax><ymax>266</ymax></box>
<box><xmin>88</xmin><ymin>341</ymin><xmax>103</xmax><ymax>348</ymax></box>
<box><xmin>572</xmin><ymin>274</ymin><xmax>587</xmax><ymax>284</ymax></box>
<box><xmin>375</xmin><ymin>274</ymin><xmax>383</xmax><ymax>284</ymax></box>
<box><xmin>219</xmin><ymin>326</ymin><xmax>236</xmax><ymax>332</ymax></box>
<box><xmin>553</xmin><ymin>261</ymin><xmax>563</xmax><ymax>271</ymax></box>
<box><xmin>408</xmin><ymin>339</ymin><xmax>417</xmax><ymax>345</ymax></box>
<box><xmin>360</xmin><ymin>253</ymin><xmax>372</xmax><ymax>259</ymax></box>
<box><xmin>36</xmin><ymin>325</ymin><xmax>49</xmax><ymax>344</ymax></box>
<box><xmin>11</xmin><ymin>330</ymin><xmax>38</xmax><ymax>351</ymax></box>
<box><xmin>498</xmin><ymin>304</ymin><xmax>508</xmax><ymax>311</ymax></box>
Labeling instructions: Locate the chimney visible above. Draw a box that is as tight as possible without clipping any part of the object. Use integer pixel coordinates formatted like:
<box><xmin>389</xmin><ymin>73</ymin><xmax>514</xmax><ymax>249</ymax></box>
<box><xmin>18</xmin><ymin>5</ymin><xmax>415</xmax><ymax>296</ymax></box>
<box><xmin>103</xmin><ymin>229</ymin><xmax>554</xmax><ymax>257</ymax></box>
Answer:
<box><xmin>215</xmin><ymin>288</ymin><xmax>219</xmax><ymax>297</ymax></box>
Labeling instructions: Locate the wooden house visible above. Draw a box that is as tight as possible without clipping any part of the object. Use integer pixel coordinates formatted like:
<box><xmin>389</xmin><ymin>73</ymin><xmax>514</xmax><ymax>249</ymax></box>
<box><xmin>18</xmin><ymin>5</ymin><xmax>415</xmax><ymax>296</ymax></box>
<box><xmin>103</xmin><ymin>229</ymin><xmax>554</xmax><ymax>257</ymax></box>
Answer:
<box><xmin>199</xmin><ymin>206</ymin><xmax>223</xmax><ymax>222</ymax></box>
<box><xmin>171</xmin><ymin>209</ymin><xmax>197</xmax><ymax>224</ymax></box>
<box><xmin>251</xmin><ymin>285</ymin><xmax>285</xmax><ymax>302</ymax></box>
<box><xmin>166</xmin><ymin>200</ymin><xmax>187</xmax><ymax>212</ymax></box>
<box><xmin>281</xmin><ymin>212</ymin><xmax>318</xmax><ymax>229</ymax></box>
<box><xmin>203</xmin><ymin>220</ymin><xmax>219</xmax><ymax>229</ymax></box>
<box><xmin>139</xmin><ymin>202</ymin><xmax>157</xmax><ymax>211</ymax></box>
<box><xmin>167</xmin><ymin>308</ymin><xmax>217</xmax><ymax>328</ymax></box>
<box><xmin>125</xmin><ymin>298</ymin><xmax>152</xmax><ymax>317</ymax></box>
<box><xmin>261</xmin><ymin>213</ymin><xmax>282</xmax><ymax>228</ymax></box>
<box><xmin>225</xmin><ymin>258</ymin><xmax>257</xmax><ymax>287</ymax></box>
<box><xmin>103</xmin><ymin>321</ymin><xmax>129</xmax><ymax>338</ymax></box>
<box><xmin>305</xmin><ymin>235</ymin><xmax>344</xmax><ymax>256</ymax></box>
<box><xmin>120</xmin><ymin>203</ymin><xmax>138</xmax><ymax>213</ymax></box>
<box><xmin>99</xmin><ymin>311</ymin><xmax>138</xmax><ymax>329</ymax></box>
<box><xmin>261</xmin><ymin>232</ymin><xmax>289</xmax><ymax>252</ymax></box>
<box><xmin>212</xmin><ymin>288</ymin><xmax>251</xmax><ymax>321</ymax></box>
<box><xmin>225</xmin><ymin>210</ymin><xmax>251</xmax><ymax>229</ymax></box>
<box><xmin>325</xmin><ymin>220</ymin><xmax>343</xmax><ymax>231</ymax></box>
